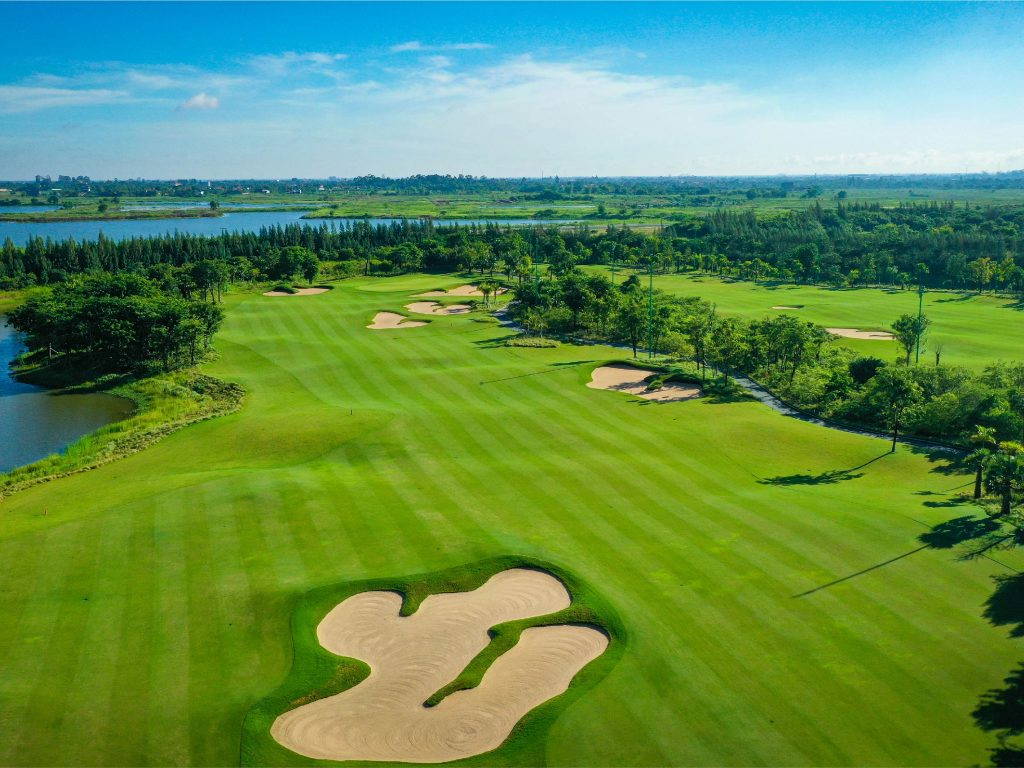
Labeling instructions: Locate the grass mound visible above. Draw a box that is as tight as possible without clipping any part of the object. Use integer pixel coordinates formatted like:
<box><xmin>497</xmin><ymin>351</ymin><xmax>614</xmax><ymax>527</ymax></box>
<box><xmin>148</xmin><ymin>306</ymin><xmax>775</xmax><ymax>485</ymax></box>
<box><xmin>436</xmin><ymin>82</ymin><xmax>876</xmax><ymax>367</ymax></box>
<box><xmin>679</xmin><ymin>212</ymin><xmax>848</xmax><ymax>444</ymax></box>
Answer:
<box><xmin>241</xmin><ymin>556</ymin><xmax>623</xmax><ymax>767</ymax></box>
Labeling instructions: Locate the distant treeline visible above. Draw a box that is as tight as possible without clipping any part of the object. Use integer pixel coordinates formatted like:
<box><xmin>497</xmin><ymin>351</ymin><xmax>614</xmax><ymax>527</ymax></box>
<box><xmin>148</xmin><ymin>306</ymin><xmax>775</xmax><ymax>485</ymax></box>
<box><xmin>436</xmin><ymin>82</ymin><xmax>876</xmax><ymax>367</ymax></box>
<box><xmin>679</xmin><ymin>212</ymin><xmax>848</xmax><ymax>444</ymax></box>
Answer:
<box><xmin>5</xmin><ymin>170</ymin><xmax>1024</xmax><ymax>199</ymax></box>
<box><xmin>1</xmin><ymin>202</ymin><xmax>1023</xmax><ymax>292</ymax></box>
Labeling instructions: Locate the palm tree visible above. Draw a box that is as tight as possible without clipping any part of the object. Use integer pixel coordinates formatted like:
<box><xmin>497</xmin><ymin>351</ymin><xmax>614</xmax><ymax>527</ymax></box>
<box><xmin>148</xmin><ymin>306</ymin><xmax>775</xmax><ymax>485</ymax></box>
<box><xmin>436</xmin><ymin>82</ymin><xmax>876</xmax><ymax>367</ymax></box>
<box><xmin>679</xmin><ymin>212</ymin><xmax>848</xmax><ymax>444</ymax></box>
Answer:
<box><xmin>985</xmin><ymin>442</ymin><xmax>1024</xmax><ymax>517</ymax></box>
<box><xmin>969</xmin><ymin>425</ymin><xmax>999</xmax><ymax>499</ymax></box>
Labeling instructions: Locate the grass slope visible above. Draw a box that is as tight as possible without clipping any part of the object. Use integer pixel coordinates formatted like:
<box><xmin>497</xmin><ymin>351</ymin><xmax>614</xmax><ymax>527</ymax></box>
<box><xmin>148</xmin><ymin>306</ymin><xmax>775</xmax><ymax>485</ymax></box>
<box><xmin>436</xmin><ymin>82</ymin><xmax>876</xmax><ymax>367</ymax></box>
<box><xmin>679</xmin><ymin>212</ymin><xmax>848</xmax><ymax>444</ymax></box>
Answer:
<box><xmin>587</xmin><ymin>267</ymin><xmax>1024</xmax><ymax>369</ymax></box>
<box><xmin>0</xmin><ymin>273</ymin><xmax>1020</xmax><ymax>766</ymax></box>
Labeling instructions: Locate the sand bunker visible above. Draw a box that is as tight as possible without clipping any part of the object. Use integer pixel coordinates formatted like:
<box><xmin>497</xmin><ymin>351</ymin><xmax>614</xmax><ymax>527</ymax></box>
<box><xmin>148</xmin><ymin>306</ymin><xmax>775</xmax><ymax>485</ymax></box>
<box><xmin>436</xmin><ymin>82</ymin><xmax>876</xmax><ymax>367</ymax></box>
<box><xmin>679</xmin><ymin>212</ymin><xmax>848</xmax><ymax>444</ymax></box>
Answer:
<box><xmin>405</xmin><ymin>301</ymin><xmax>472</xmax><ymax>315</ymax></box>
<box><xmin>418</xmin><ymin>284</ymin><xmax>509</xmax><ymax>298</ymax></box>
<box><xmin>367</xmin><ymin>312</ymin><xmax>427</xmax><ymax>330</ymax></box>
<box><xmin>263</xmin><ymin>287</ymin><xmax>332</xmax><ymax>297</ymax></box>
<box><xmin>771</xmin><ymin>305</ymin><xmax>802</xmax><ymax>310</ymax></box>
<box><xmin>271</xmin><ymin>568</ymin><xmax>607</xmax><ymax>763</ymax></box>
<box><xmin>826</xmin><ymin>327</ymin><xmax>895</xmax><ymax>340</ymax></box>
<box><xmin>587</xmin><ymin>364</ymin><xmax>701</xmax><ymax>403</ymax></box>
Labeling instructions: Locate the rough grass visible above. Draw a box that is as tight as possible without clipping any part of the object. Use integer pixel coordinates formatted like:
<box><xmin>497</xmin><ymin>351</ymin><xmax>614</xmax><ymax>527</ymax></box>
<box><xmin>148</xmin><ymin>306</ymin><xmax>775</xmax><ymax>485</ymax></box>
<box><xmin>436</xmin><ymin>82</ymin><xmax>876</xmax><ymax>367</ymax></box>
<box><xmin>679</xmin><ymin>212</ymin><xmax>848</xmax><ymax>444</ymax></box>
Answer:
<box><xmin>0</xmin><ymin>370</ymin><xmax>244</xmax><ymax>499</ymax></box>
<box><xmin>241</xmin><ymin>556</ymin><xmax>623</xmax><ymax>767</ymax></box>
<box><xmin>0</xmin><ymin>273</ymin><xmax>1020</xmax><ymax>766</ymax></box>
<box><xmin>586</xmin><ymin>267</ymin><xmax>1024</xmax><ymax>370</ymax></box>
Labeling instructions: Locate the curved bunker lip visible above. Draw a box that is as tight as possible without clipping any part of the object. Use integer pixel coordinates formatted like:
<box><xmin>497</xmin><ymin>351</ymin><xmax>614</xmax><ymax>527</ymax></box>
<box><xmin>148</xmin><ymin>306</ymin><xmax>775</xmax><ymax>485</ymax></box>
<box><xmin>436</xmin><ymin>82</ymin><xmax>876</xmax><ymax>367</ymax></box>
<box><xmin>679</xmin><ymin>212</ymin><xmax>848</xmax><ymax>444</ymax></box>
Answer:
<box><xmin>367</xmin><ymin>312</ymin><xmax>427</xmax><ymax>330</ymax></box>
<box><xmin>587</xmin><ymin>364</ymin><xmax>701</xmax><ymax>403</ymax></box>
<box><xmin>826</xmin><ymin>327</ymin><xmax>895</xmax><ymax>340</ymax></box>
<box><xmin>270</xmin><ymin>568</ymin><xmax>608</xmax><ymax>763</ymax></box>
<box><xmin>405</xmin><ymin>301</ymin><xmax>472</xmax><ymax>315</ymax></box>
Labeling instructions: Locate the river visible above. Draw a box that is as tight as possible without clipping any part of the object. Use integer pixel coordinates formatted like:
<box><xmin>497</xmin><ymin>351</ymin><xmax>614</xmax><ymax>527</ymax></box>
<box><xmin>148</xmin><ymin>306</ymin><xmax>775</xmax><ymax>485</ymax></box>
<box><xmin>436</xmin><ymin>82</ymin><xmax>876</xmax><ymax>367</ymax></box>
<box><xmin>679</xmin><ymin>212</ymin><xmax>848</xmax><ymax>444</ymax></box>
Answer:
<box><xmin>0</xmin><ymin>211</ymin><xmax>576</xmax><ymax>247</ymax></box>
<box><xmin>0</xmin><ymin>319</ymin><xmax>133</xmax><ymax>473</ymax></box>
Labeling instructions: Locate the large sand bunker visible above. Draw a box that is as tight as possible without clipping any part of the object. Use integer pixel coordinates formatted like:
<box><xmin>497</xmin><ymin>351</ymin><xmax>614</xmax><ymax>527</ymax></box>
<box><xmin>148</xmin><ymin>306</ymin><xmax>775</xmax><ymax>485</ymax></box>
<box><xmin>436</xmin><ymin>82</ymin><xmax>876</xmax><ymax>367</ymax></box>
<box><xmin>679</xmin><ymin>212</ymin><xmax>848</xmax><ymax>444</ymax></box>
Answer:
<box><xmin>367</xmin><ymin>312</ymin><xmax>427</xmax><ymax>330</ymax></box>
<box><xmin>263</xmin><ymin>287</ymin><xmax>332</xmax><ymax>297</ymax></box>
<box><xmin>418</xmin><ymin>284</ymin><xmax>509</xmax><ymax>297</ymax></box>
<box><xmin>405</xmin><ymin>301</ymin><xmax>472</xmax><ymax>315</ymax></box>
<box><xmin>826</xmin><ymin>327</ymin><xmax>895</xmax><ymax>340</ymax></box>
<box><xmin>271</xmin><ymin>568</ymin><xmax>607</xmax><ymax>763</ymax></box>
<box><xmin>588</xmin><ymin>364</ymin><xmax>701</xmax><ymax>403</ymax></box>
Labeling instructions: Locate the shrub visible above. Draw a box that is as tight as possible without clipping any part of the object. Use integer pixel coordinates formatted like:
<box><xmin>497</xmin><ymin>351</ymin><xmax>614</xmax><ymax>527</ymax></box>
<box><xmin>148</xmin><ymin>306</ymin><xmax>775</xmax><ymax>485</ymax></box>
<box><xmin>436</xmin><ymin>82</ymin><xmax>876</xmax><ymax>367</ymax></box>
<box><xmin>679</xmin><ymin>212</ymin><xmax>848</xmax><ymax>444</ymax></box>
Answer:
<box><xmin>271</xmin><ymin>284</ymin><xmax>296</xmax><ymax>294</ymax></box>
<box><xmin>505</xmin><ymin>335</ymin><xmax>559</xmax><ymax>348</ymax></box>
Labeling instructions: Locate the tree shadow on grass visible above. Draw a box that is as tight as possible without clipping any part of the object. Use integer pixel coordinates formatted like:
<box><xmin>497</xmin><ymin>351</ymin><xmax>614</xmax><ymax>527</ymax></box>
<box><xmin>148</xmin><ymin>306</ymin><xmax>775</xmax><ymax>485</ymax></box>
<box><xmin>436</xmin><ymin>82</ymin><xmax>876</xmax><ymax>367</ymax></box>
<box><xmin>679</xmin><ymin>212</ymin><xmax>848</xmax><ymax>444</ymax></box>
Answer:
<box><xmin>974</xmin><ymin>663</ymin><xmax>1024</xmax><ymax>767</ymax></box>
<box><xmin>918</xmin><ymin>515</ymin><xmax>1000</xmax><ymax>549</ymax></box>
<box><xmin>984</xmin><ymin>574</ymin><xmax>1024</xmax><ymax>638</ymax></box>
<box><xmin>760</xmin><ymin>451</ymin><xmax>888</xmax><ymax>486</ymax></box>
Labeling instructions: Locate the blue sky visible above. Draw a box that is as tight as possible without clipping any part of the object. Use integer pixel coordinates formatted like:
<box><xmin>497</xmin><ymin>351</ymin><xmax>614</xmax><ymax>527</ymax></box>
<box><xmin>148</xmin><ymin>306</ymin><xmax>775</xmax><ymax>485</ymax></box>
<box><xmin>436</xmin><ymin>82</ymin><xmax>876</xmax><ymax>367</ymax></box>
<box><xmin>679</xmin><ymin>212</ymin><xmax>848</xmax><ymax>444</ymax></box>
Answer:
<box><xmin>1</xmin><ymin>2</ymin><xmax>1023</xmax><ymax>179</ymax></box>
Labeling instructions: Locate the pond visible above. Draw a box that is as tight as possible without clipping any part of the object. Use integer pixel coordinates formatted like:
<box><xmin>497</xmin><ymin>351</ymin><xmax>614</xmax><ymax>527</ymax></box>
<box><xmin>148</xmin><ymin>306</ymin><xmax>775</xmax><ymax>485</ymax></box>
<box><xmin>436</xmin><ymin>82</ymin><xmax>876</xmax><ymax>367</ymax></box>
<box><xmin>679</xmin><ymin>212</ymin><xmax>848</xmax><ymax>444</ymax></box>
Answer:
<box><xmin>0</xmin><ymin>211</ymin><xmax>577</xmax><ymax>247</ymax></box>
<box><xmin>0</xmin><ymin>319</ymin><xmax>134</xmax><ymax>474</ymax></box>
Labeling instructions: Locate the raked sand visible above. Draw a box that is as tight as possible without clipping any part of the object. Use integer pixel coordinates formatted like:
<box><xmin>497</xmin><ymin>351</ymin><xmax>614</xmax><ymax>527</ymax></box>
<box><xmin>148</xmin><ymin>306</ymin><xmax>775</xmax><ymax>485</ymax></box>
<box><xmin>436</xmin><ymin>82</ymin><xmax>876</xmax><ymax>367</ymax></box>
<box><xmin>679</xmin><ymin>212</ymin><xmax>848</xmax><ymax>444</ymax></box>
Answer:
<box><xmin>263</xmin><ymin>287</ymin><xmax>332</xmax><ymax>297</ymax></box>
<box><xmin>367</xmin><ymin>312</ymin><xmax>427</xmax><ymax>330</ymax></box>
<box><xmin>271</xmin><ymin>569</ymin><xmax>607</xmax><ymax>763</ymax></box>
<box><xmin>405</xmin><ymin>301</ymin><xmax>472</xmax><ymax>315</ymax></box>
<box><xmin>826</xmin><ymin>327</ymin><xmax>895</xmax><ymax>340</ymax></box>
<box><xmin>418</xmin><ymin>284</ymin><xmax>509</xmax><ymax>298</ymax></box>
<box><xmin>588</xmin><ymin>364</ymin><xmax>701</xmax><ymax>403</ymax></box>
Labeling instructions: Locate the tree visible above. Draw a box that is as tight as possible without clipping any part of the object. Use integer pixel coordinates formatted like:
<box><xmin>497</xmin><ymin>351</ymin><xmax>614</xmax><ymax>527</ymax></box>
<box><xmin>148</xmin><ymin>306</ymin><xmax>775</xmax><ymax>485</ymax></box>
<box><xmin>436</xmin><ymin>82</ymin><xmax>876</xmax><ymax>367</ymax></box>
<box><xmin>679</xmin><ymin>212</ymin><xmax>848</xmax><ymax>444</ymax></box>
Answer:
<box><xmin>892</xmin><ymin>313</ymin><xmax>930</xmax><ymax>365</ymax></box>
<box><xmin>613</xmin><ymin>294</ymin><xmax>646</xmax><ymax>358</ymax></box>
<box><xmin>868</xmin><ymin>366</ymin><xmax>922</xmax><ymax>452</ymax></box>
<box><xmin>985</xmin><ymin>442</ymin><xmax>1024</xmax><ymax>516</ymax></box>
<box><xmin>969</xmin><ymin>425</ymin><xmax>1000</xmax><ymax>499</ymax></box>
<box><xmin>477</xmin><ymin>279</ymin><xmax>499</xmax><ymax>308</ymax></box>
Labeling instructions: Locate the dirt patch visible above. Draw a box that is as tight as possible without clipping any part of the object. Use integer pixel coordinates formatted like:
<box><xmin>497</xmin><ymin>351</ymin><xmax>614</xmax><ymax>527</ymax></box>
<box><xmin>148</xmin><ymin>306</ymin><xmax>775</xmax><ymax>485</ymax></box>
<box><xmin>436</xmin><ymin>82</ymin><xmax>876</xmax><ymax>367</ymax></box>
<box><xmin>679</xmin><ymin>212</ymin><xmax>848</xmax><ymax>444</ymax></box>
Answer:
<box><xmin>587</xmin><ymin>364</ymin><xmax>701</xmax><ymax>403</ymax></box>
<box><xmin>826</xmin><ymin>327</ymin><xmax>895</xmax><ymax>340</ymax></box>
<box><xmin>271</xmin><ymin>568</ymin><xmax>607</xmax><ymax>763</ymax></box>
<box><xmin>262</xmin><ymin>287</ymin><xmax>331</xmax><ymax>297</ymax></box>
<box><xmin>367</xmin><ymin>312</ymin><xmax>427</xmax><ymax>330</ymax></box>
<box><xmin>418</xmin><ymin>284</ymin><xmax>509</xmax><ymax>298</ymax></box>
<box><xmin>405</xmin><ymin>301</ymin><xmax>472</xmax><ymax>315</ymax></box>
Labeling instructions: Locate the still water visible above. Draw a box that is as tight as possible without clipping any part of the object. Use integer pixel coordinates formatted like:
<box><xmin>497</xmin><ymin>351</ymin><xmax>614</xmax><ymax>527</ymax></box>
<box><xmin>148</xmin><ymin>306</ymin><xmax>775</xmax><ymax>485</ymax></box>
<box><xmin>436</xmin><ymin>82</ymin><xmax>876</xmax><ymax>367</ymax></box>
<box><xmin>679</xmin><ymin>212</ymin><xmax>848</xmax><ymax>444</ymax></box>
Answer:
<box><xmin>0</xmin><ymin>210</ymin><xmax>575</xmax><ymax>247</ymax></box>
<box><xmin>0</xmin><ymin>319</ymin><xmax>133</xmax><ymax>473</ymax></box>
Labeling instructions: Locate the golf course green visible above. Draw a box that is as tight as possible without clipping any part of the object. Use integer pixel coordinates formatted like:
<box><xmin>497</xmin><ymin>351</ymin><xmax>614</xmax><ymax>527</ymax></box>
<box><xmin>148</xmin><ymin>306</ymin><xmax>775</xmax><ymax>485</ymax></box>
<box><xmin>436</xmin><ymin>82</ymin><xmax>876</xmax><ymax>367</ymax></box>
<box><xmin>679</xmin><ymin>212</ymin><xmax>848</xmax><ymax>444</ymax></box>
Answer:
<box><xmin>0</xmin><ymin>273</ymin><xmax>1019</xmax><ymax>766</ymax></box>
<box><xmin>586</xmin><ymin>267</ymin><xmax>1024</xmax><ymax>369</ymax></box>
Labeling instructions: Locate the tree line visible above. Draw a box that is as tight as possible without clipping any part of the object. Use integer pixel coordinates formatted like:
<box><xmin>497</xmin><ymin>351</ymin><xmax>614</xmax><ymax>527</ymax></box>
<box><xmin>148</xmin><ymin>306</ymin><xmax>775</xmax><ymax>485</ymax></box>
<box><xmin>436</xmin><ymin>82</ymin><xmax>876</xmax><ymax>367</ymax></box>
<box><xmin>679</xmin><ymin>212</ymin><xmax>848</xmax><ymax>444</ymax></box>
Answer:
<box><xmin>505</xmin><ymin>269</ymin><xmax>1024</xmax><ymax>452</ymax></box>
<box><xmin>3</xmin><ymin>203</ymin><xmax>1023</xmax><ymax>294</ymax></box>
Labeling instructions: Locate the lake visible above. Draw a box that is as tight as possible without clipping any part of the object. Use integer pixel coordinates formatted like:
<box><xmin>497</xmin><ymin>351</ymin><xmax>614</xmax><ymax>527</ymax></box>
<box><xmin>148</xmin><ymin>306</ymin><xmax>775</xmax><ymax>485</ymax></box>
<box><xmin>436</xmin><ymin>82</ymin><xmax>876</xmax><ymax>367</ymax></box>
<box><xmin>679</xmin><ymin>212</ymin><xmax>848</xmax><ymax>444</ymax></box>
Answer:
<box><xmin>0</xmin><ymin>319</ymin><xmax>133</xmax><ymax>474</ymax></box>
<box><xmin>0</xmin><ymin>211</ymin><xmax>576</xmax><ymax>247</ymax></box>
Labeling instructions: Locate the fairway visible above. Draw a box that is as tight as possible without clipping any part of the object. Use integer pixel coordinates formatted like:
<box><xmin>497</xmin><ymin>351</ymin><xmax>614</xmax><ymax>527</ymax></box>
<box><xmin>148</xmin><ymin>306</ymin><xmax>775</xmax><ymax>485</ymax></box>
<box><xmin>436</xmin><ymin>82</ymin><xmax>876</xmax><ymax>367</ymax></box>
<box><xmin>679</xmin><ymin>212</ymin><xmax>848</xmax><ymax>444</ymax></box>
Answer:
<box><xmin>586</xmin><ymin>267</ymin><xmax>1024</xmax><ymax>369</ymax></box>
<box><xmin>0</xmin><ymin>273</ymin><xmax>1019</xmax><ymax>766</ymax></box>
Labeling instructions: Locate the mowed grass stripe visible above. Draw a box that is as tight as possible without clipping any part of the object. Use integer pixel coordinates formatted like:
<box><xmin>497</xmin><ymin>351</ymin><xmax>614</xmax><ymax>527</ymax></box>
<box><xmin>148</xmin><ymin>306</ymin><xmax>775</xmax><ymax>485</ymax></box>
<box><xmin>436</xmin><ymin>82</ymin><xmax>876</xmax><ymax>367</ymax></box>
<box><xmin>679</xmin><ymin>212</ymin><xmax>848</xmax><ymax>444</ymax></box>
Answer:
<box><xmin>0</xmin><ymin>277</ymin><xmax>1019</xmax><ymax>766</ymax></box>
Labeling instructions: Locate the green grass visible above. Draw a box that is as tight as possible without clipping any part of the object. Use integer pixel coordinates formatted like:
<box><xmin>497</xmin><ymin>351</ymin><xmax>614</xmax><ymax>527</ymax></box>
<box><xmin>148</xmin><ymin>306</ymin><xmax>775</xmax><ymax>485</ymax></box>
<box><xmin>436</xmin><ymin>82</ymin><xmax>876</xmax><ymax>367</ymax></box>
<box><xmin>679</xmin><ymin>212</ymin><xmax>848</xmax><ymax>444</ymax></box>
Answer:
<box><xmin>587</xmin><ymin>267</ymin><xmax>1024</xmax><ymax>369</ymax></box>
<box><xmin>0</xmin><ymin>273</ymin><xmax>1020</xmax><ymax>766</ymax></box>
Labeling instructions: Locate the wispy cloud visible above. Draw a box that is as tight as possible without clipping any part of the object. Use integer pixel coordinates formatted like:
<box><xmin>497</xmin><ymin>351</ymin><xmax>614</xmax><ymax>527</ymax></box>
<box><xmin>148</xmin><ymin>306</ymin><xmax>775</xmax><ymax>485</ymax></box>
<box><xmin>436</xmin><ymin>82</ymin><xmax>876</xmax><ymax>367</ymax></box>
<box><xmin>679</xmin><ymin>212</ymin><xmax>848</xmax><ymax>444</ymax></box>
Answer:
<box><xmin>389</xmin><ymin>41</ymin><xmax>491</xmax><ymax>53</ymax></box>
<box><xmin>0</xmin><ymin>85</ymin><xmax>130</xmax><ymax>113</ymax></box>
<box><xmin>248</xmin><ymin>51</ymin><xmax>348</xmax><ymax>78</ymax></box>
<box><xmin>179</xmin><ymin>92</ymin><xmax>219</xmax><ymax>110</ymax></box>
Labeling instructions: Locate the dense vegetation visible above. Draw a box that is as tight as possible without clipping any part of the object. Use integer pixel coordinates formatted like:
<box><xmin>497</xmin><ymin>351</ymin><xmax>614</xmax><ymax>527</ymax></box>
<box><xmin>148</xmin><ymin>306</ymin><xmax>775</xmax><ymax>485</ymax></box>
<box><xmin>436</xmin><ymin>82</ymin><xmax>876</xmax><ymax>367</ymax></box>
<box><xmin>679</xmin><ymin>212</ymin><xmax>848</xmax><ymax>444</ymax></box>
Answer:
<box><xmin>3</xmin><ymin>201</ymin><xmax>1024</xmax><ymax>293</ymax></box>
<box><xmin>7</xmin><ymin>272</ymin><xmax>223</xmax><ymax>375</ymax></box>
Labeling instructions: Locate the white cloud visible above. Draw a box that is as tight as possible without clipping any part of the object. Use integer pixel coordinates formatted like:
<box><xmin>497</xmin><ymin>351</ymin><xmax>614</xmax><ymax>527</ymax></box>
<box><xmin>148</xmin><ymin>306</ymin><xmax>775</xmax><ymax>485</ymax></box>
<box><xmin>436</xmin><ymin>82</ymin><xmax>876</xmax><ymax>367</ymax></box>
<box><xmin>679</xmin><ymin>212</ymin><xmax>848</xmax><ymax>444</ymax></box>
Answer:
<box><xmin>248</xmin><ymin>51</ymin><xmax>347</xmax><ymax>77</ymax></box>
<box><xmin>0</xmin><ymin>85</ymin><xmax>130</xmax><ymax>113</ymax></box>
<box><xmin>179</xmin><ymin>92</ymin><xmax>219</xmax><ymax>110</ymax></box>
<box><xmin>389</xmin><ymin>41</ymin><xmax>491</xmax><ymax>53</ymax></box>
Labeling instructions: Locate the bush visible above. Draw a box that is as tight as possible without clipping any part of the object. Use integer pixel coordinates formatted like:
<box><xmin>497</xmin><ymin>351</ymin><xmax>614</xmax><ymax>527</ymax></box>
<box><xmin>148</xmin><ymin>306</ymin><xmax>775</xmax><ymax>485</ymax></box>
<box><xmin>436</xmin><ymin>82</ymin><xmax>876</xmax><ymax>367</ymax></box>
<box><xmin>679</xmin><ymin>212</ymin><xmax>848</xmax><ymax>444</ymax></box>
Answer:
<box><xmin>505</xmin><ymin>335</ymin><xmax>559</xmax><ymax>348</ymax></box>
<box><xmin>270</xmin><ymin>284</ymin><xmax>296</xmax><ymax>294</ymax></box>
